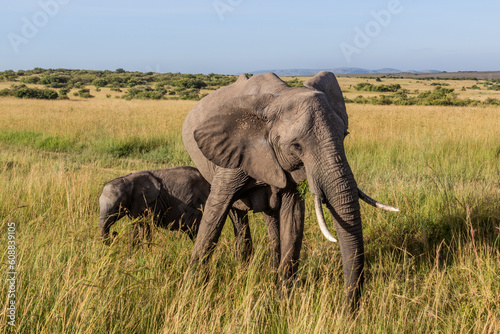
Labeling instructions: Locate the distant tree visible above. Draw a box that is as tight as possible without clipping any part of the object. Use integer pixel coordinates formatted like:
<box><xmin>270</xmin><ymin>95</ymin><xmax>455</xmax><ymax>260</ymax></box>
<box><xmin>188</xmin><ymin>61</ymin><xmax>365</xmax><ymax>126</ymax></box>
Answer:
<box><xmin>59</xmin><ymin>88</ymin><xmax>70</xmax><ymax>99</ymax></box>
<box><xmin>10</xmin><ymin>85</ymin><xmax>59</xmax><ymax>99</ymax></box>
<box><xmin>77</xmin><ymin>88</ymin><xmax>93</xmax><ymax>98</ymax></box>
<box><xmin>21</xmin><ymin>76</ymin><xmax>41</xmax><ymax>84</ymax></box>
<box><xmin>92</xmin><ymin>78</ymin><xmax>108</xmax><ymax>88</ymax></box>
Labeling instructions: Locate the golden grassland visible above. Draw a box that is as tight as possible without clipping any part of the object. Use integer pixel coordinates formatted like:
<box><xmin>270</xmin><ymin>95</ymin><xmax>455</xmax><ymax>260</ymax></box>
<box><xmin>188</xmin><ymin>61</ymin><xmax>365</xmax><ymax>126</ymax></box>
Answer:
<box><xmin>0</xmin><ymin>83</ymin><xmax>499</xmax><ymax>332</ymax></box>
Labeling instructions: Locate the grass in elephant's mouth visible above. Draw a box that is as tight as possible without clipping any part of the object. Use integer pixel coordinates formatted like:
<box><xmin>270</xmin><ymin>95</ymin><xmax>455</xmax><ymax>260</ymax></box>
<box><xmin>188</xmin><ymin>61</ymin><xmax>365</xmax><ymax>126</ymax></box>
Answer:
<box><xmin>0</xmin><ymin>97</ymin><xmax>498</xmax><ymax>332</ymax></box>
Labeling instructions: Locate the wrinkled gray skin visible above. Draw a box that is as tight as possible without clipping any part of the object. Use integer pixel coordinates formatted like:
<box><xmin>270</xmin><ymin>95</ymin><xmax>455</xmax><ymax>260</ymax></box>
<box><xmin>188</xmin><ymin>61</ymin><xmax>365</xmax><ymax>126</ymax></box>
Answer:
<box><xmin>183</xmin><ymin>71</ymin><xmax>366</xmax><ymax>308</ymax></box>
<box><xmin>99</xmin><ymin>166</ymin><xmax>251</xmax><ymax>252</ymax></box>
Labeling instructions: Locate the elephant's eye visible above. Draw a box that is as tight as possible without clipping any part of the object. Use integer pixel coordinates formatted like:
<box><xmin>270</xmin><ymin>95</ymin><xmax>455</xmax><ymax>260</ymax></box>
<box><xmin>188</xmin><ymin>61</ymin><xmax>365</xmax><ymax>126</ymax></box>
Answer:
<box><xmin>291</xmin><ymin>143</ymin><xmax>302</xmax><ymax>153</ymax></box>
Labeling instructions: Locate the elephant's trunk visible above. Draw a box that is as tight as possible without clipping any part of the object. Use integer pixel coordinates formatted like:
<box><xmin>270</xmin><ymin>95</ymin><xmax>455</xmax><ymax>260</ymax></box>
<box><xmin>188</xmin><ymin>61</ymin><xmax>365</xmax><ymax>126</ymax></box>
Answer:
<box><xmin>99</xmin><ymin>216</ymin><xmax>121</xmax><ymax>245</ymax></box>
<box><xmin>98</xmin><ymin>195</ymin><xmax>123</xmax><ymax>245</ymax></box>
<box><xmin>309</xmin><ymin>146</ymin><xmax>364</xmax><ymax>310</ymax></box>
<box><xmin>99</xmin><ymin>216</ymin><xmax>115</xmax><ymax>245</ymax></box>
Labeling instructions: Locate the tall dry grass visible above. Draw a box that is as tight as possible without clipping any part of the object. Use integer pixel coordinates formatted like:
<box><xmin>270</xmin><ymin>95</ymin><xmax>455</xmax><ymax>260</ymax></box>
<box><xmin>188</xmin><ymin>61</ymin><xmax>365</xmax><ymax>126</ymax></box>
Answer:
<box><xmin>0</xmin><ymin>97</ymin><xmax>499</xmax><ymax>333</ymax></box>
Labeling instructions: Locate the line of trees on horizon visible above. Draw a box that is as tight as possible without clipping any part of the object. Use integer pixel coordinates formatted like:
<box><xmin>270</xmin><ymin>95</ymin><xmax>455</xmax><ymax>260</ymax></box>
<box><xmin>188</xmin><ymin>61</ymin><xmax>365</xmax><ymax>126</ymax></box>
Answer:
<box><xmin>0</xmin><ymin>68</ymin><xmax>245</xmax><ymax>101</ymax></box>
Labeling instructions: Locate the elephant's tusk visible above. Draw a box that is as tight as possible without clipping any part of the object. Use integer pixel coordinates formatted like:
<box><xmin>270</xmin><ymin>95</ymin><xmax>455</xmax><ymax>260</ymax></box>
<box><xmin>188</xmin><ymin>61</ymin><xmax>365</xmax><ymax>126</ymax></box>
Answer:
<box><xmin>358</xmin><ymin>189</ymin><xmax>399</xmax><ymax>212</ymax></box>
<box><xmin>314</xmin><ymin>195</ymin><xmax>337</xmax><ymax>242</ymax></box>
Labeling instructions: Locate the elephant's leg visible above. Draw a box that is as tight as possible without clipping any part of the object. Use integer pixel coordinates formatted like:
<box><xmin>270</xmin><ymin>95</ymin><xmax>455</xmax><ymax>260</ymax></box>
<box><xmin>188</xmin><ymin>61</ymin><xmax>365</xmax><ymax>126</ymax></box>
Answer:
<box><xmin>189</xmin><ymin>168</ymin><xmax>250</xmax><ymax>267</ymax></box>
<box><xmin>130</xmin><ymin>220</ymin><xmax>140</xmax><ymax>248</ymax></box>
<box><xmin>229</xmin><ymin>208</ymin><xmax>253</xmax><ymax>262</ymax></box>
<box><xmin>142</xmin><ymin>220</ymin><xmax>152</xmax><ymax>244</ymax></box>
<box><xmin>278</xmin><ymin>190</ymin><xmax>305</xmax><ymax>281</ymax></box>
<box><xmin>263</xmin><ymin>210</ymin><xmax>280</xmax><ymax>271</ymax></box>
<box><xmin>130</xmin><ymin>219</ymin><xmax>152</xmax><ymax>247</ymax></box>
<box><xmin>130</xmin><ymin>220</ymin><xmax>142</xmax><ymax>248</ymax></box>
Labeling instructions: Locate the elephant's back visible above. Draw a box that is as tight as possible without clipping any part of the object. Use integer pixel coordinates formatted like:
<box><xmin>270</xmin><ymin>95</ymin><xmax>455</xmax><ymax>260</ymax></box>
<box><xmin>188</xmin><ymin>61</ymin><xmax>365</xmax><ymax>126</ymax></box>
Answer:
<box><xmin>151</xmin><ymin>167</ymin><xmax>210</xmax><ymax>205</ymax></box>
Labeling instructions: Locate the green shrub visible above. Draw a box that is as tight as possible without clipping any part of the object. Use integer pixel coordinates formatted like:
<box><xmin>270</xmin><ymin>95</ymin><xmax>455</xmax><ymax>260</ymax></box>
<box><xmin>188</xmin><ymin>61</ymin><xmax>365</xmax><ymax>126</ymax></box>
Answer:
<box><xmin>1</xmin><ymin>70</ymin><xmax>17</xmax><ymax>81</ymax></box>
<box><xmin>122</xmin><ymin>86</ymin><xmax>167</xmax><ymax>100</ymax></box>
<box><xmin>377</xmin><ymin>83</ymin><xmax>401</xmax><ymax>92</ymax></box>
<box><xmin>354</xmin><ymin>82</ymin><xmax>373</xmax><ymax>91</ymax></box>
<box><xmin>171</xmin><ymin>78</ymin><xmax>207</xmax><ymax>89</ymax></box>
<box><xmin>21</xmin><ymin>76</ymin><xmax>41</xmax><ymax>84</ymax></box>
<box><xmin>40</xmin><ymin>74</ymin><xmax>71</xmax><ymax>88</ymax></box>
<box><xmin>372</xmin><ymin>95</ymin><xmax>393</xmax><ymax>105</ymax></box>
<box><xmin>92</xmin><ymin>78</ymin><xmax>108</xmax><ymax>88</ymax></box>
<box><xmin>345</xmin><ymin>86</ymin><xmax>494</xmax><ymax>107</ymax></box>
<box><xmin>484</xmin><ymin>97</ymin><xmax>499</xmax><ymax>105</ymax></box>
<box><xmin>286</xmin><ymin>78</ymin><xmax>304</xmax><ymax>87</ymax></box>
<box><xmin>354</xmin><ymin>83</ymin><xmax>401</xmax><ymax>92</ymax></box>
<box><xmin>178</xmin><ymin>88</ymin><xmax>201</xmax><ymax>100</ymax></box>
<box><xmin>14</xmin><ymin>86</ymin><xmax>59</xmax><ymax>99</ymax></box>
<box><xmin>0</xmin><ymin>84</ymin><xmax>59</xmax><ymax>99</ymax></box>
<box><xmin>58</xmin><ymin>88</ymin><xmax>70</xmax><ymax>99</ymax></box>
<box><xmin>351</xmin><ymin>95</ymin><xmax>369</xmax><ymax>104</ymax></box>
<box><xmin>77</xmin><ymin>88</ymin><xmax>93</xmax><ymax>98</ymax></box>
<box><xmin>0</xmin><ymin>88</ymin><xmax>13</xmax><ymax>97</ymax></box>
<box><xmin>128</xmin><ymin>79</ymin><xmax>145</xmax><ymax>87</ymax></box>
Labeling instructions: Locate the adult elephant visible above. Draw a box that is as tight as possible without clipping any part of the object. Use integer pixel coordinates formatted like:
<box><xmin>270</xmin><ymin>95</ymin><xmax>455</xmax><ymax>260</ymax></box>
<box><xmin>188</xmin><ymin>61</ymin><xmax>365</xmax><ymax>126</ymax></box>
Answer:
<box><xmin>182</xmin><ymin>71</ymin><xmax>398</xmax><ymax>308</ymax></box>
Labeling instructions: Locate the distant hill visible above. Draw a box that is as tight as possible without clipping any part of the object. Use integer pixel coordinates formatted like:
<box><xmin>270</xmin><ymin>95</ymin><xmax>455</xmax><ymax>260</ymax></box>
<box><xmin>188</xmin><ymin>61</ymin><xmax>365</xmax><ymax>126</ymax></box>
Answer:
<box><xmin>249</xmin><ymin>68</ymin><xmax>443</xmax><ymax>76</ymax></box>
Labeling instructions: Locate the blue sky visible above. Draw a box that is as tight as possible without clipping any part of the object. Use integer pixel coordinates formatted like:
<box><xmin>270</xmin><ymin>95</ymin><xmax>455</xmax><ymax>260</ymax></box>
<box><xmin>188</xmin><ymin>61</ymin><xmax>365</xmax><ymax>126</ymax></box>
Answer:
<box><xmin>1</xmin><ymin>0</ymin><xmax>499</xmax><ymax>74</ymax></box>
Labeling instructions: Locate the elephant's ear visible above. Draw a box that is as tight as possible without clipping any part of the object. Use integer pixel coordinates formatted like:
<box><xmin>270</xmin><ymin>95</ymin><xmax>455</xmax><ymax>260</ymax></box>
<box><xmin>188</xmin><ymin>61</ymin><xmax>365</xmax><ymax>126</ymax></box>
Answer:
<box><xmin>235</xmin><ymin>73</ymin><xmax>248</xmax><ymax>83</ymax></box>
<box><xmin>194</xmin><ymin>96</ymin><xmax>287</xmax><ymax>189</ymax></box>
<box><xmin>129</xmin><ymin>172</ymin><xmax>161</xmax><ymax>216</ymax></box>
<box><xmin>304</xmin><ymin>71</ymin><xmax>349</xmax><ymax>131</ymax></box>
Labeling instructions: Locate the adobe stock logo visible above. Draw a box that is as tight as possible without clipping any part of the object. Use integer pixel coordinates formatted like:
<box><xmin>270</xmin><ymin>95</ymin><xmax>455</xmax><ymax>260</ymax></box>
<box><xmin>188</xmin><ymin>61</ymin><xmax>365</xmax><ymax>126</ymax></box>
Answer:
<box><xmin>340</xmin><ymin>0</ymin><xmax>404</xmax><ymax>63</ymax></box>
<box><xmin>7</xmin><ymin>0</ymin><xmax>71</xmax><ymax>54</ymax></box>
<box><xmin>213</xmin><ymin>0</ymin><xmax>243</xmax><ymax>21</ymax></box>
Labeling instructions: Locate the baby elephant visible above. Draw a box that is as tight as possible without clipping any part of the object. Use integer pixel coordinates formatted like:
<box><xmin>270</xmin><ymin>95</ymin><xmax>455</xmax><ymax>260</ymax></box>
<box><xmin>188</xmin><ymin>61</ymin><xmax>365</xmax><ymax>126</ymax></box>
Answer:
<box><xmin>99</xmin><ymin>166</ymin><xmax>210</xmax><ymax>245</ymax></box>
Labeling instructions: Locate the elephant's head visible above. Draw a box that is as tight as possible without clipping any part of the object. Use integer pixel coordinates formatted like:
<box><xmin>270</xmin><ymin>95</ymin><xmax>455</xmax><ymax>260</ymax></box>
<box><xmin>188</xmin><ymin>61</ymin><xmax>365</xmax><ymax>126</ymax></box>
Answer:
<box><xmin>99</xmin><ymin>172</ymin><xmax>161</xmax><ymax>244</ymax></box>
<box><xmin>193</xmin><ymin>71</ymin><xmax>377</xmax><ymax>307</ymax></box>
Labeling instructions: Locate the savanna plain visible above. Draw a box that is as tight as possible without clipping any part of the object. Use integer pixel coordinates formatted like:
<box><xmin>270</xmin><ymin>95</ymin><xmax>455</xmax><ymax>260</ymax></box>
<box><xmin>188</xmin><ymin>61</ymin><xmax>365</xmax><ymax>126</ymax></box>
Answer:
<box><xmin>0</xmin><ymin>75</ymin><xmax>499</xmax><ymax>333</ymax></box>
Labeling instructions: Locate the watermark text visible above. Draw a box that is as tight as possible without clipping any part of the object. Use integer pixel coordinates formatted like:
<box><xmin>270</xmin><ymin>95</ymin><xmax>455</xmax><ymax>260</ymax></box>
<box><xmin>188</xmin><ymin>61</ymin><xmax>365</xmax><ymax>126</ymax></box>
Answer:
<box><xmin>213</xmin><ymin>0</ymin><xmax>243</xmax><ymax>21</ymax></box>
<box><xmin>6</xmin><ymin>222</ymin><xmax>17</xmax><ymax>327</ymax></box>
<box><xmin>7</xmin><ymin>0</ymin><xmax>71</xmax><ymax>54</ymax></box>
<box><xmin>340</xmin><ymin>0</ymin><xmax>404</xmax><ymax>63</ymax></box>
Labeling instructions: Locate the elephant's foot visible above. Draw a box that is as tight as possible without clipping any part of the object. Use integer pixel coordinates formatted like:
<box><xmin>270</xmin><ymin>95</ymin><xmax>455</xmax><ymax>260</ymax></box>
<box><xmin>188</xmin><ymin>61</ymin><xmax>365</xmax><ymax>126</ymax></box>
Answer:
<box><xmin>102</xmin><ymin>231</ymin><xmax>118</xmax><ymax>245</ymax></box>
